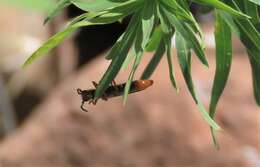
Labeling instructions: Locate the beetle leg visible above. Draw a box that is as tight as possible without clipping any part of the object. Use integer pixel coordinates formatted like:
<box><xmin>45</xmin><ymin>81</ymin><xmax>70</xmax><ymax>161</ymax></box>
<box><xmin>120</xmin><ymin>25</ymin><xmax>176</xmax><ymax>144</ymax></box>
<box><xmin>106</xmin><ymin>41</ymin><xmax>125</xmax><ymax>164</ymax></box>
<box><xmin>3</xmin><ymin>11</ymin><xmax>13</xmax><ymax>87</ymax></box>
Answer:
<box><xmin>111</xmin><ymin>80</ymin><xmax>117</xmax><ymax>87</ymax></box>
<box><xmin>92</xmin><ymin>81</ymin><xmax>98</xmax><ymax>88</ymax></box>
<box><xmin>80</xmin><ymin>101</ymin><xmax>88</xmax><ymax>112</ymax></box>
<box><xmin>102</xmin><ymin>95</ymin><xmax>108</xmax><ymax>101</ymax></box>
<box><xmin>93</xmin><ymin>99</ymin><xmax>98</xmax><ymax>105</ymax></box>
<box><xmin>77</xmin><ymin>88</ymin><xmax>83</xmax><ymax>95</ymax></box>
<box><xmin>88</xmin><ymin>98</ymin><xmax>98</xmax><ymax>105</ymax></box>
<box><xmin>111</xmin><ymin>79</ymin><xmax>120</xmax><ymax>92</ymax></box>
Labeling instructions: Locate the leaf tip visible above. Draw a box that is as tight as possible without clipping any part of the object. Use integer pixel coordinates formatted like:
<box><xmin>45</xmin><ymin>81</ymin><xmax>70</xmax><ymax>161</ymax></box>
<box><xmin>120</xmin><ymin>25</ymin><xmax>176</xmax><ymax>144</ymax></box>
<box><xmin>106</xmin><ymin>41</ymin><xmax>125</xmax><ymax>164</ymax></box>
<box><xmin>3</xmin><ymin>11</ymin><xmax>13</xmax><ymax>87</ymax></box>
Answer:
<box><xmin>43</xmin><ymin>18</ymin><xmax>49</xmax><ymax>25</ymax></box>
<box><xmin>123</xmin><ymin>95</ymin><xmax>128</xmax><ymax>106</ymax></box>
<box><xmin>22</xmin><ymin>59</ymin><xmax>30</xmax><ymax>68</ymax></box>
<box><xmin>176</xmin><ymin>87</ymin><xmax>180</xmax><ymax>93</ymax></box>
<box><xmin>211</xmin><ymin>128</ymin><xmax>220</xmax><ymax>149</ymax></box>
<box><xmin>255</xmin><ymin>99</ymin><xmax>260</xmax><ymax>106</ymax></box>
<box><xmin>210</xmin><ymin>119</ymin><xmax>221</xmax><ymax>131</ymax></box>
<box><xmin>204</xmin><ymin>60</ymin><xmax>209</xmax><ymax>67</ymax></box>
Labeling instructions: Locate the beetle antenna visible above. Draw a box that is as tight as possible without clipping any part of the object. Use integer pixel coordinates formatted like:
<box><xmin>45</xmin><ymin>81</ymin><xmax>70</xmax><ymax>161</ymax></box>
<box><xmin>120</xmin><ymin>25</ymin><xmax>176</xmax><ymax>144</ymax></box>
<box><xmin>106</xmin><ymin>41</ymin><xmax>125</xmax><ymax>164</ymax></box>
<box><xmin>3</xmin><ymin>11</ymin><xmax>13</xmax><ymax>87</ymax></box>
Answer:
<box><xmin>80</xmin><ymin>101</ymin><xmax>88</xmax><ymax>112</ymax></box>
<box><xmin>77</xmin><ymin>88</ymin><xmax>83</xmax><ymax>95</ymax></box>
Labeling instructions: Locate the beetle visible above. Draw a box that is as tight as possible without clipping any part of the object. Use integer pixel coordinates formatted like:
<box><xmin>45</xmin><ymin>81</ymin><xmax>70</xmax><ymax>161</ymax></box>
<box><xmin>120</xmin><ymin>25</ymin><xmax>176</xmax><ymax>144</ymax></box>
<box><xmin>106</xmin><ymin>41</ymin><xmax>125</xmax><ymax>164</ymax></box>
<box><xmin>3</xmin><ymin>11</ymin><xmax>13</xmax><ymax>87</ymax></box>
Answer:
<box><xmin>77</xmin><ymin>80</ymin><xmax>153</xmax><ymax>112</ymax></box>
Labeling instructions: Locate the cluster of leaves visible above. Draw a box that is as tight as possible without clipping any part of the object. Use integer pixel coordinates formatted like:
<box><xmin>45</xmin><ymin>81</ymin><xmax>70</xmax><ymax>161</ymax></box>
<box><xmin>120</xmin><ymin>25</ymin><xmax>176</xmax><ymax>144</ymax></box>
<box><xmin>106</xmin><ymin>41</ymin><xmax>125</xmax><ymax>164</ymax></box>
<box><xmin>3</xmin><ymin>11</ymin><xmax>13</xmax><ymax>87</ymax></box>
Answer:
<box><xmin>23</xmin><ymin>0</ymin><xmax>260</xmax><ymax>148</ymax></box>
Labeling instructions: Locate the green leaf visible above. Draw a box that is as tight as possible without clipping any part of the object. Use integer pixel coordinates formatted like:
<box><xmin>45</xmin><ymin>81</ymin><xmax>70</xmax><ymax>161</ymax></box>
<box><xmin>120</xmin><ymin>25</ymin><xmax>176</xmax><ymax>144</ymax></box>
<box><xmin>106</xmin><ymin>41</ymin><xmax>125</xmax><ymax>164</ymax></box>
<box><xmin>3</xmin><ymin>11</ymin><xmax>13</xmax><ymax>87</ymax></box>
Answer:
<box><xmin>146</xmin><ymin>26</ymin><xmax>163</xmax><ymax>52</ymax></box>
<box><xmin>247</xmin><ymin>9</ymin><xmax>260</xmax><ymax>106</ymax></box>
<box><xmin>141</xmin><ymin>39</ymin><xmax>165</xmax><ymax>79</ymax></box>
<box><xmin>237</xmin><ymin>21</ymin><xmax>260</xmax><ymax>105</ymax></box>
<box><xmin>192</xmin><ymin>0</ymin><xmax>250</xmax><ymax>18</ymax></box>
<box><xmin>164</xmin><ymin>34</ymin><xmax>178</xmax><ymax>90</ymax></box>
<box><xmin>243</xmin><ymin>0</ymin><xmax>260</xmax><ymax>25</ymax></box>
<box><xmin>68</xmin><ymin>12</ymin><xmax>101</xmax><ymax>26</ymax></box>
<box><xmin>160</xmin><ymin>6</ymin><xmax>209</xmax><ymax>66</ymax></box>
<box><xmin>157</xmin><ymin>3</ymin><xmax>172</xmax><ymax>34</ymax></box>
<box><xmin>123</xmin><ymin>51</ymin><xmax>143</xmax><ymax>105</ymax></box>
<box><xmin>161</xmin><ymin>0</ymin><xmax>203</xmax><ymax>37</ymax></box>
<box><xmin>94</xmin><ymin>12</ymin><xmax>140</xmax><ymax>99</ymax></box>
<box><xmin>160</xmin><ymin>0</ymin><xmax>194</xmax><ymax>22</ymax></box>
<box><xmin>197</xmin><ymin>99</ymin><xmax>221</xmax><ymax>130</ymax></box>
<box><xmin>121</xmin><ymin>46</ymin><xmax>135</xmax><ymax>69</ymax></box>
<box><xmin>217</xmin><ymin>10</ymin><xmax>240</xmax><ymax>35</ymax></box>
<box><xmin>85</xmin><ymin>0</ymin><xmax>144</xmax><ymax>60</ymax></box>
<box><xmin>123</xmin><ymin>0</ymin><xmax>156</xmax><ymax>104</ymax></box>
<box><xmin>176</xmin><ymin>32</ymin><xmax>197</xmax><ymax>102</ymax></box>
<box><xmin>175</xmin><ymin>0</ymin><xmax>190</xmax><ymax>10</ymax></box>
<box><xmin>248</xmin><ymin>50</ymin><xmax>260</xmax><ymax>106</ymax></box>
<box><xmin>220</xmin><ymin>0</ymin><xmax>260</xmax><ymax>65</ymax></box>
<box><xmin>71</xmin><ymin>0</ymin><xmax>128</xmax><ymax>12</ymax></box>
<box><xmin>175</xmin><ymin>32</ymin><xmax>221</xmax><ymax>131</ymax></box>
<box><xmin>209</xmin><ymin>11</ymin><xmax>232</xmax><ymax>148</ymax></box>
<box><xmin>24</xmin><ymin>11</ymin><xmax>125</xmax><ymax>67</ymax></box>
<box><xmin>44</xmin><ymin>0</ymin><xmax>71</xmax><ymax>24</ymax></box>
<box><xmin>23</xmin><ymin>27</ymin><xmax>76</xmax><ymax>67</ymax></box>
<box><xmin>1</xmin><ymin>0</ymin><xmax>55</xmax><ymax>12</ymax></box>
<box><xmin>138</xmin><ymin>1</ymin><xmax>156</xmax><ymax>50</ymax></box>
<box><xmin>105</xmin><ymin>33</ymin><xmax>125</xmax><ymax>60</ymax></box>
<box><xmin>233</xmin><ymin>0</ymin><xmax>260</xmax><ymax>64</ymax></box>
<box><xmin>73</xmin><ymin>13</ymin><xmax>123</xmax><ymax>25</ymax></box>
<box><xmin>243</xmin><ymin>1</ymin><xmax>260</xmax><ymax>105</ymax></box>
<box><xmin>200</xmin><ymin>6</ymin><xmax>215</xmax><ymax>14</ymax></box>
<box><xmin>248</xmin><ymin>0</ymin><xmax>260</xmax><ymax>6</ymax></box>
<box><xmin>72</xmin><ymin>0</ymin><xmax>142</xmax><ymax>24</ymax></box>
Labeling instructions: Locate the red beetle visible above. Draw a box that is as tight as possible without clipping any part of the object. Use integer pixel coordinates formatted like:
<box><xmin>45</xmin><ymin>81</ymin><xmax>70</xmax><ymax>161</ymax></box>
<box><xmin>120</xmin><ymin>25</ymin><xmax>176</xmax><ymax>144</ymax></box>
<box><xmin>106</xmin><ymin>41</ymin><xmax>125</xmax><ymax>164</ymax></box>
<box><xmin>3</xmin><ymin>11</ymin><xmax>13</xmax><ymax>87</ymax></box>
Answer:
<box><xmin>77</xmin><ymin>80</ymin><xmax>153</xmax><ymax>112</ymax></box>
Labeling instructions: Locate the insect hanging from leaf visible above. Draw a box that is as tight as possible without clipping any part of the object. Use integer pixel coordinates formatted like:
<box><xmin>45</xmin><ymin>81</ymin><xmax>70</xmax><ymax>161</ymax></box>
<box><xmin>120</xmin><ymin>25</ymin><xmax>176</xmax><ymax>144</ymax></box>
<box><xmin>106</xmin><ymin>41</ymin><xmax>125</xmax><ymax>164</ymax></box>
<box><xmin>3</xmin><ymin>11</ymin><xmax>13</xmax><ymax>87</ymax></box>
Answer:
<box><xmin>77</xmin><ymin>80</ymin><xmax>154</xmax><ymax>112</ymax></box>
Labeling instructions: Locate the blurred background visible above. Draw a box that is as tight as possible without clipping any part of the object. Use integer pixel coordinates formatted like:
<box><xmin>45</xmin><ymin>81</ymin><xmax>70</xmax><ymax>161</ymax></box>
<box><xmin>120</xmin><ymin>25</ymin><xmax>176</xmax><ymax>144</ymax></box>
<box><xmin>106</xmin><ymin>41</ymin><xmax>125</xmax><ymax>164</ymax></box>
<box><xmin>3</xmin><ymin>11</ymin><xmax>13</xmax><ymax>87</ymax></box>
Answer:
<box><xmin>0</xmin><ymin>1</ymin><xmax>259</xmax><ymax>167</ymax></box>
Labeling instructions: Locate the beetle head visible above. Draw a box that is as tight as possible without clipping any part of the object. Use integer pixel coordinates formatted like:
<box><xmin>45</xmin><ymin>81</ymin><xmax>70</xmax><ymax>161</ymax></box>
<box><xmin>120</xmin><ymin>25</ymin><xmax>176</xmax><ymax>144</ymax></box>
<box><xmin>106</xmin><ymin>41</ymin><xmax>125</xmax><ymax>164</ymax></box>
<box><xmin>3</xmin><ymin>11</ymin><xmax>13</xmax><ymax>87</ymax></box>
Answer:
<box><xmin>77</xmin><ymin>88</ymin><xmax>94</xmax><ymax>102</ymax></box>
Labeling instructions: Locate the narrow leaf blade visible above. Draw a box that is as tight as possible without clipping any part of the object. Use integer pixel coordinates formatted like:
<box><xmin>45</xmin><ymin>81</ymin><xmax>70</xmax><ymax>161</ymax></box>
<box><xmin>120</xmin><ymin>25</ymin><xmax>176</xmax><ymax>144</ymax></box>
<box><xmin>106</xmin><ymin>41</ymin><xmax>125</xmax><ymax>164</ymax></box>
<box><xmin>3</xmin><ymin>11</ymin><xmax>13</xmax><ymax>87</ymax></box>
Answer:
<box><xmin>23</xmin><ymin>27</ymin><xmax>76</xmax><ymax>67</ymax></box>
<box><xmin>175</xmin><ymin>32</ymin><xmax>221</xmax><ymax>131</ymax></box>
<box><xmin>44</xmin><ymin>0</ymin><xmax>71</xmax><ymax>24</ymax></box>
<box><xmin>209</xmin><ymin>11</ymin><xmax>232</xmax><ymax>148</ymax></box>
<box><xmin>141</xmin><ymin>39</ymin><xmax>165</xmax><ymax>79</ymax></box>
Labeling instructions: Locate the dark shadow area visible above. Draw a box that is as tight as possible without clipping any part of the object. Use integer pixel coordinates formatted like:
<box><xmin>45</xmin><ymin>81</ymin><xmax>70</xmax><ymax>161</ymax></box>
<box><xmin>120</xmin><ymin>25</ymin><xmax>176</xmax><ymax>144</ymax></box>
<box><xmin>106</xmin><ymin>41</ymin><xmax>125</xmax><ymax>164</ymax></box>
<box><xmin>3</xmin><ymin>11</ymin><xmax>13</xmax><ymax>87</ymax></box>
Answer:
<box><xmin>13</xmin><ymin>89</ymin><xmax>41</xmax><ymax>125</ymax></box>
<box><xmin>67</xmin><ymin>5</ymin><xmax>128</xmax><ymax>67</ymax></box>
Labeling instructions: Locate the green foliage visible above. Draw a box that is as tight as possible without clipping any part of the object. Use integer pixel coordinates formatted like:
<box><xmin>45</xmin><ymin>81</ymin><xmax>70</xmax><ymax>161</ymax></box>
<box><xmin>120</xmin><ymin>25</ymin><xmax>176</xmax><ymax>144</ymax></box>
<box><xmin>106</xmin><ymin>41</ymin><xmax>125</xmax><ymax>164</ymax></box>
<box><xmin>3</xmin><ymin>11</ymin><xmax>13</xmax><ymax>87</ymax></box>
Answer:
<box><xmin>23</xmin><ymin>0</ymin><xmax>260</xmax><ymax>147</ymax></box>
<box><xmin>44</xmin><ymin>0</ymin><xmax>71</xmax><ymax>24</ymax></box>
<box><xmin>210</xmin><ymin>11</ymin><xmax>232</xmax><ymax>148</ymax></box>
<box><xmin>1</xmin><ymin>0</ymin><xmax>55</xmax><ymax>12</ymax></box>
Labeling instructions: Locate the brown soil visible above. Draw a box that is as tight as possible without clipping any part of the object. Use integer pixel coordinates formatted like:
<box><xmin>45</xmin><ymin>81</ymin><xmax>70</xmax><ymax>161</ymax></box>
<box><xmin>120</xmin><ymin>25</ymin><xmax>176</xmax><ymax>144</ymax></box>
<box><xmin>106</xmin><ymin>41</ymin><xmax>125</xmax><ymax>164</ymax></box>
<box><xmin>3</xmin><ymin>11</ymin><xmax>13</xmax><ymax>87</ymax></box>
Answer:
<box><xmin>0</xmin><ymin>52</ymin><xmax>259</xmax><ymax>167</ymax></box>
